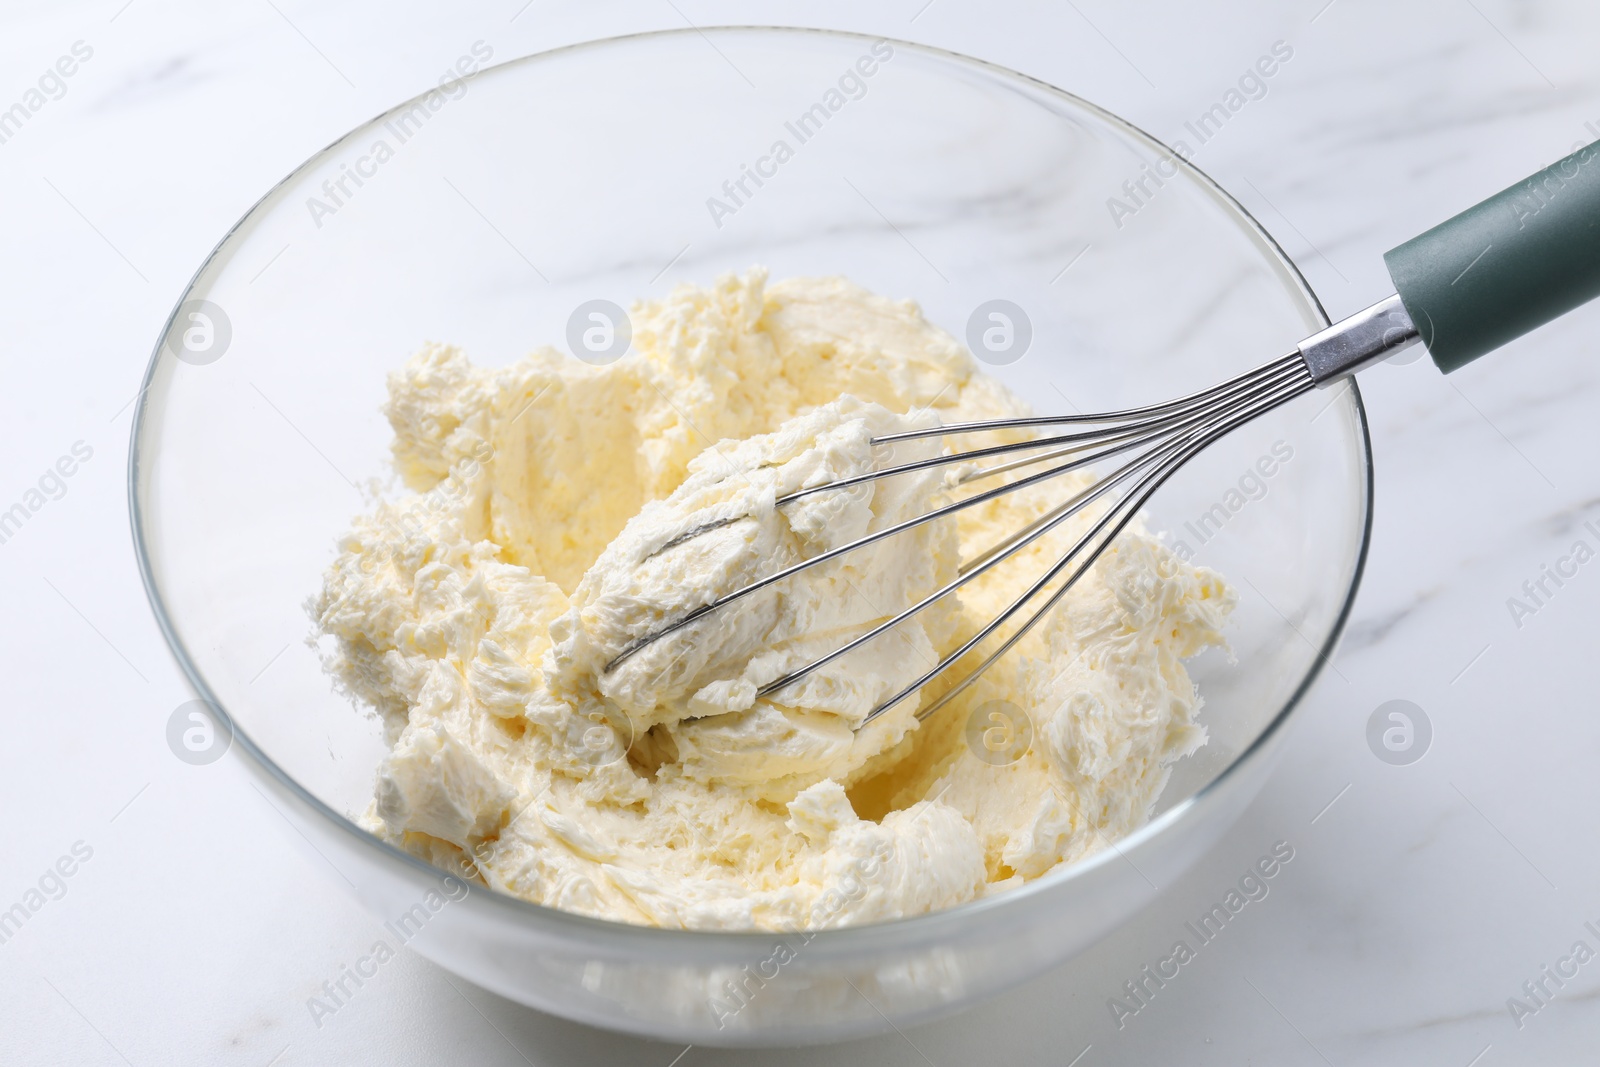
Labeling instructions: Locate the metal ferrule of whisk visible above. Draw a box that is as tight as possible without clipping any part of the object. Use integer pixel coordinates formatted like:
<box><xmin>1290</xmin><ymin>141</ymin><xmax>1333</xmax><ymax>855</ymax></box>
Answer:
<box><xmin>606</xmin><ymin>295</ymin><xmax>1421</xmax><ymax>730</ymax></box>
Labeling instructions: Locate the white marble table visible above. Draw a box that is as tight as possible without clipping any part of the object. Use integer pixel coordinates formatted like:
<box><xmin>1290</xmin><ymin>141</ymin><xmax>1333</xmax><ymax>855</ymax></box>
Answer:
<box><xmin>2</xmin><ymin>1</ymin><xmax>1597</xmax><ymax>1063</ymax></box>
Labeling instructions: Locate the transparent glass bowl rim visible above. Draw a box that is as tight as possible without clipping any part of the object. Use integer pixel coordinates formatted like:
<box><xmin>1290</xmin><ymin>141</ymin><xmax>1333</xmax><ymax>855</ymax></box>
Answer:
<box><xmin>127</xmin><ymin>25</ymin><xmax>1374</xmax><ymax>952</ymax></box>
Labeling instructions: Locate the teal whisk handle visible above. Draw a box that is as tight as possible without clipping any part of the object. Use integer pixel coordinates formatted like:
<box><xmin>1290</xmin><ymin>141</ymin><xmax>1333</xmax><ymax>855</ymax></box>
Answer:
<box><xmin>1385</xmin><ymin>139</ymin><xmax>1600</xmax><ymax>373</ymax></box>
<box><xmin>1300</xmin><ymin>139</ymin><xmax>1600</xmax><ymax>384</ymax></box>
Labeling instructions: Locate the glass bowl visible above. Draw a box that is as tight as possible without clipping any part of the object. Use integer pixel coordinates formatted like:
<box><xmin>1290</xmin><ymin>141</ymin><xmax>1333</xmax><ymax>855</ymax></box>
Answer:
<box><xmin>130</xmin><ymin>27</ymin><xmax>1370</xmax><ymax>1046</ymax></box>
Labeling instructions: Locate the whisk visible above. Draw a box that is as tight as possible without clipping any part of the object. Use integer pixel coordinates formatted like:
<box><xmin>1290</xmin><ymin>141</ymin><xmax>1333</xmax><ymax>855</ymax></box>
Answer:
<box><xmin>609</xmin><ymin>140</ymin><xmax>1600</xmax><ymax>728</ymax></box>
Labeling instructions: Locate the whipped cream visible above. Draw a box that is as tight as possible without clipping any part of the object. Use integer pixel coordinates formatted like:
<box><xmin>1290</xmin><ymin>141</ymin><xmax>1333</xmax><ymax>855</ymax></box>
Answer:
<box><xmin>313</xmin><ymin>269</ymin><xmax>1234</xmax><ymax>930</ymax></box>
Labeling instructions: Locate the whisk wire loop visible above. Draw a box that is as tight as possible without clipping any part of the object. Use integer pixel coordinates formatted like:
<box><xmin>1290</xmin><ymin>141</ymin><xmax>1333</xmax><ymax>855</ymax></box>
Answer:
<box><xmin>603</xmin><ymin>351</ymin><xmax>1317</xmax><ymax>726</ymax></box>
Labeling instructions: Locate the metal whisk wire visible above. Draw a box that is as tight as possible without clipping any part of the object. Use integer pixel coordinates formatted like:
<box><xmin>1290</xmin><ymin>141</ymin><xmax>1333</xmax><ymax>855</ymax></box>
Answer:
<box><xmin>863</xmin><ymin>360</ymin><xmax>1316</xmax><ymax>727</ymax></box>
<box><xmin>603</xmin><ymin>349</ymin><xmax>1318</xmax><ymax>726</ymax></box>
